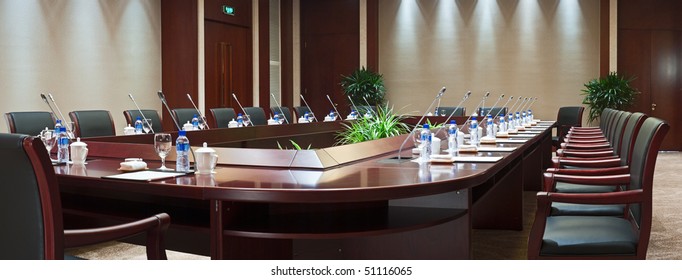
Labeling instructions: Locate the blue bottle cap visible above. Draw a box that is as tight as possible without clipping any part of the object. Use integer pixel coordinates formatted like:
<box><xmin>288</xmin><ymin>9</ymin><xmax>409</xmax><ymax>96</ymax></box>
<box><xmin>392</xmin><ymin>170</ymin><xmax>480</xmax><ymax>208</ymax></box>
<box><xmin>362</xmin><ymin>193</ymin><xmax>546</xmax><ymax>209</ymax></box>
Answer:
<box><xmin>178</xmin><ymin>130</ymin><xmax>186</xmax><ymax>136</ymax></box>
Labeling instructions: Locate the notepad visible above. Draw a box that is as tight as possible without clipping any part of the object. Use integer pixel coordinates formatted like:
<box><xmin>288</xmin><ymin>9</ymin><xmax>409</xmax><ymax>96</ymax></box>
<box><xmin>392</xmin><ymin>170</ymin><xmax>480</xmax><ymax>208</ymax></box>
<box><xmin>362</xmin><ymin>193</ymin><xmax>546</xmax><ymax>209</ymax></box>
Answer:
<box><xmin>103</xmin><ymin>170</ymin><xmax>187</xmax><ymax>181</ymax></box>
<box><xmin>495</xmin><ymin>139</ymin><xmax>529</xmax><ymax>144</ymax></box>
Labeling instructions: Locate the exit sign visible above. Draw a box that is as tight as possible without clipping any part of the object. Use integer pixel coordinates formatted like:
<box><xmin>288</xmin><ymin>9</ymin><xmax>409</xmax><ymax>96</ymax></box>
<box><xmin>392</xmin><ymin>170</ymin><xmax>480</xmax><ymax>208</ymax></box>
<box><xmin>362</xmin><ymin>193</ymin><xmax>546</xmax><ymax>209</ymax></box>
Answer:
<box><xmin>222</xmin><ymin>5</ymin><xmax>235</xmax><ymax>16</ymax></box>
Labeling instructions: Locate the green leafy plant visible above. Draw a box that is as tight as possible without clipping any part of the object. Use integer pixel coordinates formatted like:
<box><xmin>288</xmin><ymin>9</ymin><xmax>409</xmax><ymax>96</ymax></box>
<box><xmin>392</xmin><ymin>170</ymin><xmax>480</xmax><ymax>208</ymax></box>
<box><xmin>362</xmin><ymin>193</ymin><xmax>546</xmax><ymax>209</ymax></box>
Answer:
<box><xmin>277</xmin><ymin>139</ymin><xmax>311</xmax><ymax>150</ymax></box>
<box><xmin>340</xmin><ymin>67</ymin><xmax>386</xmax><ymax>106</ymax></box>
<box><xmin>581</xmin><ymin>72</ymin><xmax>639</xmax><ymax>124</ymax></box>
<box><xmin>335</xmin><ymin>104</ymin><xmax>409</xmax><ymax>145</ymax></box>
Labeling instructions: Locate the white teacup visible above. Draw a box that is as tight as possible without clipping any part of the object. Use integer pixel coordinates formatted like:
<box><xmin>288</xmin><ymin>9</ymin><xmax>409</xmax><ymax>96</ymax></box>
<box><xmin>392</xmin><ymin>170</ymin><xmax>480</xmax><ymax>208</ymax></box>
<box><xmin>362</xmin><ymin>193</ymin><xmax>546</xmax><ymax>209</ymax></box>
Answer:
<box><xmin>70</xmin><ymin>137</ymin><xmax>88</xmax><ymax>165</ymax></box>
<box><xmin>195</xmin><ymin>142</ymin><xmax>218</xmax><ymax>174</ymax></box>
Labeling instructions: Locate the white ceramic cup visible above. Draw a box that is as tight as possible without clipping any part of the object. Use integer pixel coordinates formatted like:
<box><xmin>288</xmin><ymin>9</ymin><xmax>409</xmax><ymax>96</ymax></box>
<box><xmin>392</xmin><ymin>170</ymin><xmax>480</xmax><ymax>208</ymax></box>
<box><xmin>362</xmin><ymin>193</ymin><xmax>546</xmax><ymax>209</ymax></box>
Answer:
<box><xmin>195</xmin><ymin>142</ymin><xmax>218</xmax><ymax>174</ymax></box>
<box><xmin>70</xmin><ymin>138</ymin><xmax>88</xmax><ymax>165</ymax></box>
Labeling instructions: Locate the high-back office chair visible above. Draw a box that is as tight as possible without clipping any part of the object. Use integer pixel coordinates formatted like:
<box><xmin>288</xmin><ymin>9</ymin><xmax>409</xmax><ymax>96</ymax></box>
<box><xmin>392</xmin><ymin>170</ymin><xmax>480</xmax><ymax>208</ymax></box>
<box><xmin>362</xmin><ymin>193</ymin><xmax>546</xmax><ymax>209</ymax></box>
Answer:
<box><xmin>435</xmin><ymin>107</ymin><xmax>465</xmax><ymax>117</ymax></box>
<box><xmin>270</xmin><ymin>106</ymin><xmax>293</xmax><ymax>124</ymax></box>
<box><xmin>528</xmin><ymin>117</ymin><xmax>669</xmax><ymax>259</ymax></box>
<box><xmin>171</xmin><ymin>108</ymin><xmax>201</xmax><ymax>128</ymax></box>
<box><xmin>123</xmin><ymin>109</ymin><xmax>164</xmax><ymax>133</ymax></box>
<box><xmin>0</xmin><ymin>133</ymin><xmax>170</xmax><ymax>260</ymax></box>
<box><xmin>5</xmin><ymin>111</ymin><xmax>56</xmax><ymax>135</ymax></box>
<box><xmin>293</xmin><ymin>106</ymin><xmax>310</xmax><ymax>120</ymax></box>
<box><xmin>478</xmin><ymin>107</ymin><xmax>507</xmax><ymax>117</ymax></box>
<box><xmin>209</xmin><ymin>108</ymin><xmax>236</xmax><ymax>128</ymax></box>
<box><xmin>552</xmin><ymin>106</ymin><xmax>584</xmax><ymax>149</ymax></box>
<box><xmin>243</xmin><ymin>107</ymin><xmax>267</xmax><ymax>126</ymax></box>
<box><xmin>68</xmin><ymin>110</ymin><xmax>116</xmax><ymax>138</ymax></box>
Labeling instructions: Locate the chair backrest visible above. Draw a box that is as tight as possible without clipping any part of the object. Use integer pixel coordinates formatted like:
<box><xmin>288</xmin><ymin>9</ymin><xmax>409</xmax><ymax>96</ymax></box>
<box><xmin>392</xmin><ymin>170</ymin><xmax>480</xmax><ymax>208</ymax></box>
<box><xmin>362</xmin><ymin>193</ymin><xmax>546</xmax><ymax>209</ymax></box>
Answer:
<box><xmin>606</xmin><ymin>110</ymin><xmax>628</xmax><ymax>145</ymax></box>
<box><xmin>209</xmin><ymin>108</ymin><xmax>236</xmax><ymax>128</ymax></box>
<box><xmin>435</xmin><ymin>106</ymin><xmax>465</xmax><ymax>117</ymax></box>
<box><xmin>270</xmin><ymin>106</ymin><xmax>293</xmax><ymax>124</ymax></box>
<box><xmin>68</xmin><ymin>110</ymin><xmax>116</xmax><ymax>138</ymax></box>
<box><xmin>293</xmin><ymin>106</ymin><xmax>310</xmax><ymax>119</ymax></box>
<box><xmin>0</xmin><ymin>134</ymin><xmax>64</xmax><ymax>259</ymax></box>
<box><xmin>618</xmin><ymin>112</ymin><xmax>646</xmax><ymax>166</ymax></box>
<box><xmin>626</xmin><ymin>117</ymin><xmax>669</xmax><ymax>254</ymax></box>
<box><xmin>243</xmin><ymin>107</ymin><xmax>267</xmax><ymax>126</ymax></box>
<box><xmin>4</xmin><ymin>111</ymin><xmax>56</xmax><ymax>135</ymax></box>
<box><xmin>478</xmin><ymin>107</ymin><xmax>507</xmax><ymax>117</ymax></box>
<box><xmin>123</xmin><ymin>109</ymin><xmax>164</xmax><ymax>132</ymax></box>
<box><xmin>556</xmin><ymin>106</ymin><xmax>584</xmax><ymax>127</ymax></box>
<box><xmin>610</xmin><ymin>111</ymin><xmax>632</xmax><ymax>153</ymax></box>
<box><xmin>171</xmin><ymin>108</ymin><xmax>200</xmax><ymax>128</ymax></box>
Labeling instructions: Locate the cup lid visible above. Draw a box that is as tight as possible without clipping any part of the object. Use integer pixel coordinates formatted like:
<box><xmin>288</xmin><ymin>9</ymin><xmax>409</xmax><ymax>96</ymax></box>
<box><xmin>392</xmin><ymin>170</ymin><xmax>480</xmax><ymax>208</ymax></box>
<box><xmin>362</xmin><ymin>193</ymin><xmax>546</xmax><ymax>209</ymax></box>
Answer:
<box><xmin>71</xmin><ymin>137</ymin><xmax>87</xmax><ymax>146</ymax></box>
<box><xmin>195</xmin><ymin>142</ymin><xmax>215</xmax><ymax>153</ymax></box>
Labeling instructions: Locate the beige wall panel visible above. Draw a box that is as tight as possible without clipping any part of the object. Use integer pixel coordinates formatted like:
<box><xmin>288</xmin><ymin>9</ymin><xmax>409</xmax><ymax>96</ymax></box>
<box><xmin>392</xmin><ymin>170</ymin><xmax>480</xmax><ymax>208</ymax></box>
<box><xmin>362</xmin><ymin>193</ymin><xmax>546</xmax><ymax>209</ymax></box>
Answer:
<box><xmin>0</xmin><ymin>0</ymin><xmax>161</xmax><ymax>134</ymax></box>
<box><xmin>379</xmin><ymin>0</ymin><xmax>600</xmax><ymax>122</ymax></box>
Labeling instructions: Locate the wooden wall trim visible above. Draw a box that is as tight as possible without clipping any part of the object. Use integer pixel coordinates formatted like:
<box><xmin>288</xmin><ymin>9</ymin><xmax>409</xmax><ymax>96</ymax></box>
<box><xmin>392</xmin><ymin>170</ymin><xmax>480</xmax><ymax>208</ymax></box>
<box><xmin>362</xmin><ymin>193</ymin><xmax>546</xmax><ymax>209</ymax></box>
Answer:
<box><xmin>367</xmin><ymin>0</ymin><xmax>378</xmax><ymax>72</ymax></box>
<box><xmin>259</xmin><ymin>0</ymin><xmax>270</xmax><ymax>110</ymax></box>
<box><xmin>281</xmin><ymin>0</ymin><xmax>294</xmax><ymax>107</ymax></box>
<box><xmin>599</xmin><ymin>0</ymin><xmax>610</xmax><ymax>77</ymax></box>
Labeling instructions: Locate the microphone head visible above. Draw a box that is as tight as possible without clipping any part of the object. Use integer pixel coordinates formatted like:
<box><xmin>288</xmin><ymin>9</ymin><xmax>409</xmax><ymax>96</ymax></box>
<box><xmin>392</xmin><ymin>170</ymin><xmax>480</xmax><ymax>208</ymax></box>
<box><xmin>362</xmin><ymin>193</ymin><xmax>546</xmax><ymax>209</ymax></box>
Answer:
<box><xmin>128</xmin><ymin>93</ymin><xmax>135</xmax><ymax>101</ymax></box>
<box><xmin>47</xmin><ymin>93</ymin><xmax>55</xmax><ymax>101</ymax></box>
<box><xmin>157</xmin><ymin>91</ymin><xmax>165</xmax><ymax>101</ymax></box>
<box><xmin>500</xmin><ymin>94</ymin><xmax>505</xmax><ymax>98</ymax></box>
<box><xmin>40</xmin><ymin>93</ymin><xmax>48</xmax><ymax>102</ymax></box>
<box><xmin>484</xmin><ymin>91</ymin><xmax>490</xmax><ymax>98</ymax></box>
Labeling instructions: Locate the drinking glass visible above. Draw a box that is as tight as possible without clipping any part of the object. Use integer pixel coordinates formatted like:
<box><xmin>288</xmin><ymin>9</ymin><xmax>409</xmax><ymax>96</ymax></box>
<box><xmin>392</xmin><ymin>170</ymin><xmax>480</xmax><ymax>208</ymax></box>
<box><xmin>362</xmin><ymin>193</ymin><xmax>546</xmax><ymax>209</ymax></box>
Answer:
<box><xmin>198</xmin><ymin>117</ymin><xmax>206</xmax><ymax>130</ymax></box>
<box><xmin>143</xmin><ymin>119</ymin><xmax>153</xmax><ymax>134</ymax></box>
<box><xmin>154</xmin><ymin>133</ymin><xmax>172</xmax><ymax>170</ymax></box>
<box><xmin>40</xmin><ymin>129</ymin><xmax>56</xmax><ymax>160</ymax></box>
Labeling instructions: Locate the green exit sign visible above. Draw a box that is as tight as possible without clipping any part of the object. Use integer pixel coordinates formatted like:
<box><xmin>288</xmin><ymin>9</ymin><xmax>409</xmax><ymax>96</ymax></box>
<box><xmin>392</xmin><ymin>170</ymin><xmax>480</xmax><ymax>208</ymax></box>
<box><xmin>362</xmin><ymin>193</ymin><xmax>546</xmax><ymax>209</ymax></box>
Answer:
<box><xmin>222</xmin><ymin>5</ymin><xmax>235</xmax><ymax>16</ymax></box>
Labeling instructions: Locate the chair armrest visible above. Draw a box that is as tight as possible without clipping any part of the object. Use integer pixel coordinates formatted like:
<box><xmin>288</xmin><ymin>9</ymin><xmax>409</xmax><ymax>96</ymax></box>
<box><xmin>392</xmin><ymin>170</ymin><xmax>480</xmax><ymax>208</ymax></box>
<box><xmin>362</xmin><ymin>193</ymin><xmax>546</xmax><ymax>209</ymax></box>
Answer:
<box><xmin>537</xmin><ymin>189</ymin><xmax>643</xmax><ymax>205</ymax></box>
<box><xmin>545</xmin><ymin>166</ymin><xmax>629</xmax><ymax>176</ymax></box>
<box><xmin>554</xmin><ymin>157</ymin><xmax>622</xmax><ymax>168</ymax></box>
<box><xmin>544</xmin><ymin>172</ymin><xmax>631</xmax><ymax>186</ymax></box>
<box><xmin>64</xmin><ymin>213</ymin><xmax>170</xmax><ymax>260</ymax></box>
<box><xmin>559</xmin><ymin>150</ymin><xmax>615</xmax><ymax>158</ymax></box>
<box><xmin>562</xmin><ymin>142</ymin><xmax>611</xmax><ymax>149</ymax></box>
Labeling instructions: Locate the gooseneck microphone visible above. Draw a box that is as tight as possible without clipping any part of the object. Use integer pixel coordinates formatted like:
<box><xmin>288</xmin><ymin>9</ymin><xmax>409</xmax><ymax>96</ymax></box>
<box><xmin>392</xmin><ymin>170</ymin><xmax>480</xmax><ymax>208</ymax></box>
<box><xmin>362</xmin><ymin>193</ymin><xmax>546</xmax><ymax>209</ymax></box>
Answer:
<box><xmin>347</xmin><ymin>95</ymin><xmax>360</xmax><ymax>114</ymax></box>
<box><xmin>299</xmin><ymin>94</ymin><xmax>318</xmax><ymax>122</ymax></box>
<box><xmin>499</xmin><ymin>96</ymin><xmax>514</xmax><ymax>117</ymax></box>
<box><xmin>458</xmin><ymin>91</ymin><xmax>491</xmax><ymax>131</ymax></box>
<box><xmin>326</xmin><ymin>95</ymin><xmax>342</xmax><ymax>121</ymax></box>
<box><xmin>46</xmin><ymin>93</ymin><xmax>73</xmax><ymax>133</ymax></box>
<box><xmin>128</xmin><ymin>93</ymin><xmax>155</xmax><ymax>134</ymax></box>
<box><xmin>231</xmin><ymin>93</ymin><xmax>254</xmax><ymax>126</ymax></box>
<box><xmin>434</xmin><ymin>91</ymin><xmax>472</xmax><ymax>138</ymax></box>
<box><xmin>186</xmin><ymin>93</ymin><xmax>210</xmax><ymax>129</ymax></box>
<box><xmin>396</xmin><ymin>86</ymin><xmax>447</xmax><ymax>159</ymax></box>
<box><xmin>270</xmin><ymin>92</ymin><xmax>290</xmax><ymax>124</ymax></box>
<box><xmin>483</xmin><ymin>94</ymin><xmax>505</xmax><ymax>117</ymax></box>
<box><xmin>362</xmin><ymin>96</ymin><xmax>378</xmax><ymax>116</ymax></box>
<box><xmin>157</xmin><ymin>91</ymin><xmax>181</xmax><ymax>131</ymax></box>
<box><xmin>40</xmin><ymin>93</ymin><xmax>59</xmax><ymax>123</ymax></box>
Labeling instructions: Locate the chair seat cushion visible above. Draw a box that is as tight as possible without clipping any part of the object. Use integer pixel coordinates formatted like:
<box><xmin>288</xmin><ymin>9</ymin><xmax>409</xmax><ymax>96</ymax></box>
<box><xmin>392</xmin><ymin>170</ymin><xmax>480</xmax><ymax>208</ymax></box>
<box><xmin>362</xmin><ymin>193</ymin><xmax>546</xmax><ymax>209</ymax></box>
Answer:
<box><xmin>550</xmin><ymin>202</ymin><xmax>624</xmax><ymax>216</ymax></box>
<box><xmin>555</xmin><ymin>182</ymin><xmax>618</xmax><ymax>193</ymax></box>
<box><xmin>541</xmin><ymin>216</ymin><xmax>638</xmax><ymax>256</ymax></box>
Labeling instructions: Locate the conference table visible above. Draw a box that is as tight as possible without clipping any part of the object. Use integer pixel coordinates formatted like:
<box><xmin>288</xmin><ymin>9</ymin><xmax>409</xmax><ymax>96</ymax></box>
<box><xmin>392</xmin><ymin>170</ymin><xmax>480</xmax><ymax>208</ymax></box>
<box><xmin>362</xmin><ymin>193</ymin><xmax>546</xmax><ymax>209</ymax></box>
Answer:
<box><xmin>54</xmin><ymin>117</ymin><xmax>554</xmax><ymax>259</ymax></box>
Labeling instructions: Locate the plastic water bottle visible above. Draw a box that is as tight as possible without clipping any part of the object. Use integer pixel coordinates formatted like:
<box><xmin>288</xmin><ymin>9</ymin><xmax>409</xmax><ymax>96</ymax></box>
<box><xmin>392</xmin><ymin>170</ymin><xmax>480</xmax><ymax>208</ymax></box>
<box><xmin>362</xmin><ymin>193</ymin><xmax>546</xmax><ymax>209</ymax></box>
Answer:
<box><xmin>528</xmin><ymin>110</ymin><xmax>533</xmax><ymax>122</ymax></box>
<box><xmin>470</xmin><ymin>115</ymin><xmax>479</xmax><ymax>146</ymax></box>
<box><xmin>420</xmin><ymin>124</ymin><xmax>432</xmax><ymax>162</ymax></box>
<box><xmin>134</xmin><ymin>117</ymin><xmax>144</xmax><ymax>134</ymax></box>
<box><xmin>508</xmin><ymin>113</ymin><xmax>515</xmax><ymax>129</ymax></box>
<box><xmin>175</xmin><ymin>130</ymin><xmax>190</xmax><ymax>172</ymax></box>
<box><xmin>499</xmin><ymin>116</ymin><xmax>506</xmax><ymax>132</ymax></box>
<box><xmin>329</xmin><ymin>110</ymin><xmax>335</xmax><ymax>121</ymax></box>
<box><xmin>273</xmin><ymin>113</ymin><xmax>280</xmax><ymax>124</ymax></box>
<box><xmin>191</xmin><ymin>114</ymin><xmax>199</xmax><ymax>130</ymax></box>
<box><xmin>447</xmin><ymin>120</ymin><xmax>458</xmax><ymax>152</ymax></box>
<box><xmin>486</xmin><ymin>116</ymin><xmax>494</xmax><ymax>138</ymax></box>
<box><xmin>54</xmin><ymin>119</ymin><xmax>63</xmax><ymax>131</ymax></box>
<box><xmin>57</xmin><ymin>126</ymin><xmax>69</xmax><ymax>163</ymax></box>
<box><xmin>237</xmin><ymin>113</ymin><xmax>244</xmax><ymax>127</ymax></box>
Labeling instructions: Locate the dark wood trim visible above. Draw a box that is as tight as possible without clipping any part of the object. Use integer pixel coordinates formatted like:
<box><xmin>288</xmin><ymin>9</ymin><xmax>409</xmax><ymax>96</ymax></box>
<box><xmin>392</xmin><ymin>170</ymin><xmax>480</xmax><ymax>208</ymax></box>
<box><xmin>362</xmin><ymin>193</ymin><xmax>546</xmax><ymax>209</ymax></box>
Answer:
<box><xmin>366</xmin><ymin>0</ymin><xmax>379</xmax><ymax>72</ymax></box>
<box><xmin>599</xmin><ymin>0</ymin><xmax>610</xmax><ymax>77</ymax></box>
<box><xmin>281</xmin><ymin>0</ymin><xmax>294</xmax><ymax>108</ymax></box>
<box><xmin>259</xmin><ymin>0</ymin><xmax>270</xmax><ymax>111</ymax></box>
<box><xmin>161</xmin><ymin>0</ymin><xmax>199</xmax><ymax>131</ymax></box>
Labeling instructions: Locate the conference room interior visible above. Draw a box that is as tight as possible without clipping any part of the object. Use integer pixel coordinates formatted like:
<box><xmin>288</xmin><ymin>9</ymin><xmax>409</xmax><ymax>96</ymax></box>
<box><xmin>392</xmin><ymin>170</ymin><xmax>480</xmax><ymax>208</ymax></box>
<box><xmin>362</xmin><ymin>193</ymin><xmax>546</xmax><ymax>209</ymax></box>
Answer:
<box><xmin>1</xmin><ymin>0</ymin><xmax>681</xmax><ymax>260</ymax></box>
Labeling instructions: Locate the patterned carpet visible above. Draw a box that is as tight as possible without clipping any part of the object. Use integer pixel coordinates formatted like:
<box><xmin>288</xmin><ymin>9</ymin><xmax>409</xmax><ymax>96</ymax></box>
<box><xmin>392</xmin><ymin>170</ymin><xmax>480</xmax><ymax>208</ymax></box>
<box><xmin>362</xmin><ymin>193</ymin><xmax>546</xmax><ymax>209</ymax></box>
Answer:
<box><xmin>68</xmin><ymin>152</ymin><xmax>682</xmax><ymax>260</ymax></box>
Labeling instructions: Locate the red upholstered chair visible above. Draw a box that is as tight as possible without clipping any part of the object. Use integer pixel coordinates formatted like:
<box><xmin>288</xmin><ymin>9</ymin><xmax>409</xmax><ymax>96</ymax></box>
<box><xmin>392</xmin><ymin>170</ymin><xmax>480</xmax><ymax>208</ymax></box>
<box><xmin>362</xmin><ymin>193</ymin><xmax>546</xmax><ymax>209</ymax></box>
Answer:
<box><xmin>0</xmin><ymin>134</ymin><xmax>170</xmax><ymax>260</ymax></box>
<box><xmin>528</xmin><ymin>117</ymin><xmax>669</xmax><ymax>259</ymax></box>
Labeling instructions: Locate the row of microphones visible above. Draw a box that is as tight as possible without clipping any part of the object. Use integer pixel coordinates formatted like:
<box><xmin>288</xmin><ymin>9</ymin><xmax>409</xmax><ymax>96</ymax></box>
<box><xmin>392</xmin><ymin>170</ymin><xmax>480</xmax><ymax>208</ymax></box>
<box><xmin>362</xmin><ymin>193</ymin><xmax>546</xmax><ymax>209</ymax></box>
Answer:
<box><xmin>396</xmin><ymin>86</ymin><xmax>447</xmax><ymax>159</ymax></box>
<box><xmin>128</xmin><ymin>94</ymin><xmax>155</xmax><ymax>134</ymax></box>
<box><xmin>433</xmin><ymin>91</ymin><xmax>472</xmax><ymax>137</ymax></box>
<box><xmin>458</xmin><ymin>91</ymin><xmax>491</xmax><ymax>131</ymax></box>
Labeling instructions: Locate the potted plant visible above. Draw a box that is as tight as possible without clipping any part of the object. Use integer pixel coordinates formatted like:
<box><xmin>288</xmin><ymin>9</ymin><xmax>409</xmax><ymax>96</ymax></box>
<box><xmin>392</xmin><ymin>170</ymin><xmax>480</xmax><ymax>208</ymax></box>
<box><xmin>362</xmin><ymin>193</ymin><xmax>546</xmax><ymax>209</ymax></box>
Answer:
<box><xmin>581</xmin><ymin>72</ymin><xmax>639</xmax><ymax>124</ymax></box>
<box><xmin>335</xmin><ymin>105</ymin><xmax>408</xmax><ymax>145</ymax></box>
<box><xmin>340</xmin><ymin>67</ymin><xmax>386</xmax><ymax>107</ymax></box>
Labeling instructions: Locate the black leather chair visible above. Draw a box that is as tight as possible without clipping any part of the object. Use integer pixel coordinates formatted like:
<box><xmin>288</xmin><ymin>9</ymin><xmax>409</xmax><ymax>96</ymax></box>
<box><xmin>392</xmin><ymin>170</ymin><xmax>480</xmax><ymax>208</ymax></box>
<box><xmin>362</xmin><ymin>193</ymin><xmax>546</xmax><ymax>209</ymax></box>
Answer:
<box><xmin>435</xmin><ymin>106</ymin><xmax>465</xmax><ymax>117</ymax></box>
<box><xmin>478</xmin><ymin>107</ymin><xmax>507</xmax><ymax>117</ymax></box>
<box><xmin>243</xmin><ymin>107</ymin><xmax>267</xmax><ymax>126</ymax></box>
<box><xmin>5</xmin><ymin>111</ymin><xmax>56</xmax><ymax>135</ymax></box>
<box><xmin>209</xmin><ymin>108</ymin><xmax>236</xmax><ymax>128</ymax></box>
<box><xmin>171</xmin><ymin>108</ymin><xmax>201</xmax><ymax>128</ymax></box>
<box><xmin>270</xmin><ymin>106</ymin><xmax>293</xmax><ymax>124</ymax></box>
<box><xmin>528</xmin><ymin>117</ymin><xmax>669</xmax><ymax>259</ymax></box>
<box><xmin>123</xmin><ymin>109</ymin><xmax>164</xmax><ymax>133</ymax></box>
<box><xmin>0</xmin><ymin>133</ymin><xmax>170</xmax><ymax>260</ymax></box>
<box><xmin>552</xmin><ymin>106</ymin><xmax>585</xmax><ymax>149</ymax></box>
<box><xmin>68</xmin><ymin>110</ymin><xmax>116</xmax><ymax>138</ymax></box>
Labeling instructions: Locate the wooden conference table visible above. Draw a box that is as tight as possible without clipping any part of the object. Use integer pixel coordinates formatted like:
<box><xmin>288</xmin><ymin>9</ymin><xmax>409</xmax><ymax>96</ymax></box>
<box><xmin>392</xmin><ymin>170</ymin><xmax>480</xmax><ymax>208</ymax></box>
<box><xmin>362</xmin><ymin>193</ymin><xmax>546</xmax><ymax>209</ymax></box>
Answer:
<box><xmin>55</xmin><ymin>118</ymin><xmax>554</xmax><ymax>259</ymax></box>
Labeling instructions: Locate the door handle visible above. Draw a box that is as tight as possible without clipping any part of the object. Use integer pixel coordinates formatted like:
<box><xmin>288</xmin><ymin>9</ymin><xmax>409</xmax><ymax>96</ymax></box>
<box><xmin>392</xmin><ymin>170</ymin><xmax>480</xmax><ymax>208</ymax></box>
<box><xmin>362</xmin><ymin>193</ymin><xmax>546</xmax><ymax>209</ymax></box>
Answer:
<box><xmin>651</xmin><ymin>103</ymin><xmax>657</xmax><ymax>111</ymax></box>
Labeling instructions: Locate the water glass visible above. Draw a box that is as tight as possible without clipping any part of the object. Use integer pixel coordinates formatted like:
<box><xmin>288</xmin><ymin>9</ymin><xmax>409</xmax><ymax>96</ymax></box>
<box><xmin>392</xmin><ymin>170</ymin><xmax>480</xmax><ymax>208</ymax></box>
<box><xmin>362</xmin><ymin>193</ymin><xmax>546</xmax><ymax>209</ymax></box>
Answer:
<box><xmin>40</xmin><ymin>129</ymin><xmax>56</xmax><ymax>160</ymax></box>
<box><xmin>154</xmin><ymin>133</ymin><xmax>172</xmax><ymax>170</ymax></box>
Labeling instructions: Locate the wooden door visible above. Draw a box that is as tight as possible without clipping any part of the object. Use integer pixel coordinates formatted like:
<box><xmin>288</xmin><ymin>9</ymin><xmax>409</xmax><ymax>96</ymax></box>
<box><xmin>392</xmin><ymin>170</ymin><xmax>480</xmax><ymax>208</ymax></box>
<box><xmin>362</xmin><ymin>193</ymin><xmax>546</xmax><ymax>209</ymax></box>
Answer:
<box><xmin>300</xmin><ymin>0</ymin><xmax>359</xmax><ymax>118</ymax></box>
<box><xmin>205</xmin><ymin>20</ymin><xmax>252</xmax><ymax>125</ymax></box>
